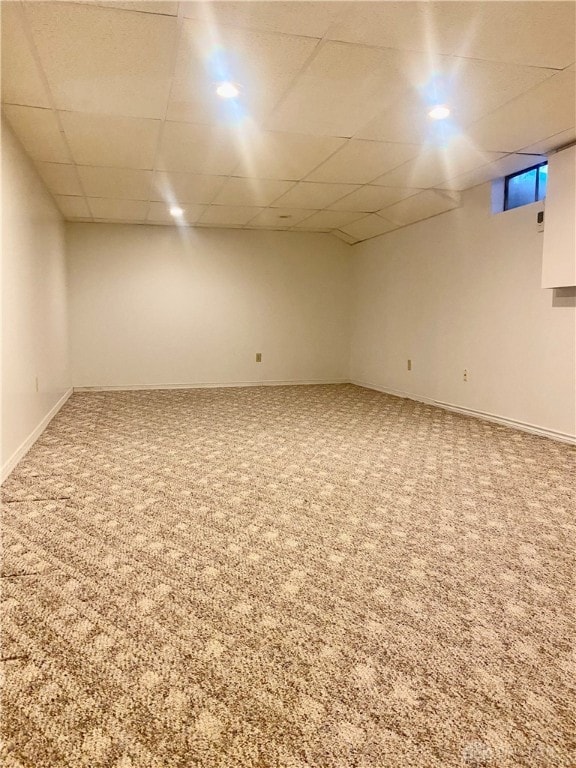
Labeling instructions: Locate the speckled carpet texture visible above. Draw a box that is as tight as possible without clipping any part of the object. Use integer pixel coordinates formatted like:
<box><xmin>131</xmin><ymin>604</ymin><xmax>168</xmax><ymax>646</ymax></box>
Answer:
<box><xmin>1</xmin><ymin>384</ymin><xmax>575</xmax><ymax>768</ymax></box>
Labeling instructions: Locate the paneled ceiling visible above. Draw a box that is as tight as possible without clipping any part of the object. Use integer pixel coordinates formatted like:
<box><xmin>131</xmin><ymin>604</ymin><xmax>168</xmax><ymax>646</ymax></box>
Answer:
<box><xmin>2</xmin><ymin>0</ymin><xmax>575</xmax><ymax>243</ymax></box>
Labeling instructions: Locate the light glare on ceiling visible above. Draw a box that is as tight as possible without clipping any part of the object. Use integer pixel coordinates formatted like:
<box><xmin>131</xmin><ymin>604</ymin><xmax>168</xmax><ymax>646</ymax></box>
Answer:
<box><xmin>170</xmin><ymin>206</ymin><xmax>183</xmax><ymax>217</ymax></box>
<box><xmin>216</xmin><ymin>81</ymin><xmax>240</xmax><ymax>99</ymax></box>
<box><xmin>428</xmin><ymin>105</ymin><xmax>451</xmax><ymax>120</ymax></box>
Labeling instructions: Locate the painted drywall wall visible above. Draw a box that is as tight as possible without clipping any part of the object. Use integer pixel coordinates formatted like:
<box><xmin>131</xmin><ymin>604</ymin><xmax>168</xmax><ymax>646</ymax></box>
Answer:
<box><xmin>542</xmin><ymin>145</ymin><xmax>576</xmax><ymax>288</ymax></box>
<box><xmin>66</xmin><ymin>224</ymin><xmax>351</xmax><ymax>388</ymax></box>
<box><xmin>1</xmin><ymin>119</ymin><xmax>71</xmax><ymax>479</ymax></box>
<box><xmin>350</xmin><ymin>182</ymin><xmax>576</xmax><ymax>439</ymax></box>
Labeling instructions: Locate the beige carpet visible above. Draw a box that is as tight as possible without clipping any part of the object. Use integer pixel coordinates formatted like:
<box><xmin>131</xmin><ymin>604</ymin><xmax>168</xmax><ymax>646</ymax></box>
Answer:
<box><xmin>1</xmin><ymin>384</ymin><xmax>575</xmax><ymax>768</ymax></box>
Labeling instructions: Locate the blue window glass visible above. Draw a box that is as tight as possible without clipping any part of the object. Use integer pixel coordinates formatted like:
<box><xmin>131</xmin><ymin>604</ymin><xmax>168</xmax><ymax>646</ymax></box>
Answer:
<box><xmin>537</xmin><ymin>164</ymin><xmax>548</xmax><ymax>201</ymax></box>
<box><xmin>504</xmin><ymin>162</ymin><xmax>547</xmax><ymax>211</ymax></box>
<box><xmin>506</xmin><ymin>167</ymin><xmax>537</xmax><ymax>210</ymax></box>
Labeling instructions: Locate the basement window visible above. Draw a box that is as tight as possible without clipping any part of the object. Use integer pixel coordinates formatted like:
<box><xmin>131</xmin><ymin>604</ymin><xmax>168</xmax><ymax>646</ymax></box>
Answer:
<box><xmin>503</xmin><ymin>162</ymin><xmax>548</xmax><ymax>211</ymax></box>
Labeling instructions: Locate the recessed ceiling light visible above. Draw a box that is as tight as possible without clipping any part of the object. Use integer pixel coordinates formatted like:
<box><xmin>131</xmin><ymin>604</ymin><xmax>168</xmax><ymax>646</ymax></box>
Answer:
<box><xmin>170</xmin><ymin>206</ymin><xmax>183</xmax><ymax>217</ymax></box>
<box><xmin>216</xmin><ymin>81</ymin><xmax>240</xmax><ymax>99</ymax></box>
<box><xmin>428</xmin><ymin>105</ymin><xmax>450</xmax><ymax>120</ymax></box>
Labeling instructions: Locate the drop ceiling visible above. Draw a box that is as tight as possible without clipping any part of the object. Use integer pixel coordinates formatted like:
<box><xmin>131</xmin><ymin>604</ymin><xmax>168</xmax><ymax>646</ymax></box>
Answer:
<box><xmin>2</xmin><ymin>0</ymin><xmax>575</xmax><ymax>243</ymax></box>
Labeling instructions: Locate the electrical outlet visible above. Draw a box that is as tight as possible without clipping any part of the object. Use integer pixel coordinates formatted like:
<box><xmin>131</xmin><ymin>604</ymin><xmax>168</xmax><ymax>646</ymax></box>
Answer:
<box><xmin>407</xmin><ymin>359</ymin><xmax>412</xmax><ymax>371</ymax></box>
<box><xmin>256</xmin><ymin>353</ymin><xmax>262</xmax><ymax>363</ymax></box>
<box><xmin>463</xmin><ymin>369</ymin><xmax>468</xmax><ymax>382</ymax></box>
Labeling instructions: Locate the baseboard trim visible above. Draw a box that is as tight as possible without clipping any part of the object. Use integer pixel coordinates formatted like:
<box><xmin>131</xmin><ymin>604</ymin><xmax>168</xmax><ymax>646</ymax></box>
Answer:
<box><xmin>74</xmin><ymin>378</ymin><xmax>349</xmax><ymax>392</ymax></box>
<box><xmin>1</xmin><ymin>387</ymin><xmax>74</xmax><ymax>483</ymax></box>
<box><xmin>351</xmin><ymin>380</ymin><xmax>576</xmax><ymax>445</ymax></box>
<box><xmin>4</xmin><ymin>382</ymin><xmax>569</xmax><ymax>482</ymax></box>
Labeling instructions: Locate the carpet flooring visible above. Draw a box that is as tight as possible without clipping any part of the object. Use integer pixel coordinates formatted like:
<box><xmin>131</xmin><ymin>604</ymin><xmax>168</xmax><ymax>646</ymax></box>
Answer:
<box><xmin>1</xmin><ymin>384</ymin><xmax>575</xmax><ymax>768</ymax></box>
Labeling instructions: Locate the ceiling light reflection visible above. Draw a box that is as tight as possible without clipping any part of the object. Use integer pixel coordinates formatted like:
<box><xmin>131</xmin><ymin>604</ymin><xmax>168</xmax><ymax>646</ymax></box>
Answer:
<box><xmin>428</xmin><ymin>104</ymin><xmax>451</xmax><ymax>120</ymax></box>
<box><xmin>216</xmin><ymin>81</ymin><xmax>240</xmax><ymax>99</ymax></box>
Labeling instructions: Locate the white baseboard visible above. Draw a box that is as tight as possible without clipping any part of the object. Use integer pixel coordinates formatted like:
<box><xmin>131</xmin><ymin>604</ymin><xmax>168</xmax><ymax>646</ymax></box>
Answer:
<box><xmin>4</xmin><ymin>381</ymin><xmax>569</xmax><ymax>484</ymax></box>
<box><xmin>73</xmin><ymin>378</ymin><xmax>349</xmax><ymax>392</ymax></box>
<box><xmin>1</xmin><ymin>387</ymin><xmax>74</xmax><ymax>483</ymax></box>
<box><xmin>351</xmin><ymin>380</ymin><xmax>576</xmax><ymax>445</ymax></box>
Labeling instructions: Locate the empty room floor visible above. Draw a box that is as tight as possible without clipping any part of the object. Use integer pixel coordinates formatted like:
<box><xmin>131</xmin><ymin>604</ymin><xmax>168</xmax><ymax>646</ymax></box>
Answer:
<box><xmin>1</xmin><ymin>384</ymin><xmax>575</xmax><ymax>768</ymax></box>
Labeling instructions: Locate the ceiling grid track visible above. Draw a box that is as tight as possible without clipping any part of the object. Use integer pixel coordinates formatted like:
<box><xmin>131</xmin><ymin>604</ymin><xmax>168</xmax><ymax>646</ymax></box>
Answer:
<box><xmin>17</xmin><ymin>0</ymin><xmax>94</xmax><ymax>222</ymax></box>
<box><xmin>2</xmin><ymin>0</ymin><xmax>574</xmax><ymax>240</ymax></box>
<box><xmin>144</xmin><ymin>0</ymin><xmax>188</xmax><ymax>225</ymax></box>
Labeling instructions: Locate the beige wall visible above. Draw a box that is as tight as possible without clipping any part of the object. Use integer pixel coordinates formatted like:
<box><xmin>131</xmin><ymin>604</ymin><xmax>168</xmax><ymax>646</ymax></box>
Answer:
<box><xmin>4</xmin><ymin>128</ymin><xmax>572</xmax><ymax>466</ymax></box>
<box><xmin>1</xmin><ymin>119</ymin><xmax>71</xmax><ymax>479</ymax></box>
<box><xmin>66</xmin><ymin>224</ymin><xmax>351</xmax><ymax>388</ymax></box>
<box><xmin>350</xmin><ymin>182</ymin><xmax>576</xmax><ymax>439</ymax></box>
<box><xmin>542</xmin><ymin>145</ymin><xmax>576</xmax><ymax>288</ymax></box>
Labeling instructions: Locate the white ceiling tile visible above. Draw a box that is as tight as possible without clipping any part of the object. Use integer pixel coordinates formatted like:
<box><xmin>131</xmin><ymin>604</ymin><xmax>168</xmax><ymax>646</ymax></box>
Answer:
<box><xmin>233</xmin><ymin>130</ymin><xmax>346</xmax><ymax>181</ymax></box>
<box><xmin>340</xmin><ymin>214</ymin><xmax>399</xmax><ymax>241</ymax></box>
<box><xmin>271</xmin><ymin>181</ymin><xmax>359</xmax><ymax>209</ymax></box>
<box><xmin>436</xmin><ymin>154</ymin><xmax>546</xmax><ymax>192</ymax></box>
<box><xmin>88</xmin><ymin>198</ymin><xmax>149</xmax><ymax>221</ymax></box>
<box><xmin>61</xmin><ymin>112</ymin><xmax>161</xmax><ymax>169</ymax></box>
<box><xmin>5</xmin><ymin>1</ymin><xmax>573</xmax><ymax>233</ymax></box>
<box><xmin>167</xmin><ymin>20</ymin><xmax>318</xmax><ymax>125</ymax></box>
<box><xmin>356</xmin><ymin>94</ymin><xmax>443</xmax><ymax>147</ymax></box>
<box><xmin>327</xmin><ymin>2</ymin><xmax>576</xmax><ymax>69</ymax></box>
<box><xmin>157</xmin><ymin>122</ymin><xmax>243</xmax><ymax>175</ymax></box>
<box><xmin>199</xmin><ymin>206</ymin><xmax>264</xmax><ymax>226</ymax></box>
<box><xmin>448</xmin><ymin>1</ymin><xmax>575</xmax><ymax>69</ymax></box>
<box><xmin>325</xmin><ymin>1</ymin><xmax>463</xmax><ymax>55</ymax></box>
<box><xmin>213</xmin><ymin>177</ymin><xmax>293</xmax><ymax>207</ymax></box>
<box><xmin>466</xmin><ymin>71</ymin><xmax>576</xmax><ymax>153</ymax></box>
<box><xmin>1</xmin><ymin>3</ymin><xmax>50</xmax><ymax>108</ymax></box>
<box><xmin>25</xmin><ymin>2</ymin><xmax>177</xmax><ymax>118</ymax></box>
<box><xmin>329</xmin><ymin>185</ymin><xmax>420</xmax><ymax>213</ymax></box>
<box><xmin>446</xmin><ymin>59</ymin><xmax>557</xmax><ymax>127</ymax></box>
<box><xmin>151</xmin><ymin>172</ymin><xmax>226</xmax><ymax>204</ymax></box>
<box><xmin>381</xmin><ymin>190</ymin><xmax>461</xmax><ymax>226</ymax></box>
<box><xmin>35</xmin><ymin>162</ymin><xmax>83</xmax><ymax>196</ymax></box>
<box><xmin>356</xmin><ymin>58</ymin><xmax>556</xmax><ymax>144</ymax></box>
<box><xmin>78</xmin><ymin>167</ymin><xmax>153</xmax><ymax>200</ymax></box>
<box><xmin>147</xmin><ymin>202</ymin><xmax>206</xmax><ymax>224</ymax></box>
<box><xmin>520</xmin><ymin>128</ymin><xmax>576</xmax><ymax>156</ymax></box>
<box><xmin>183</xmin><ymin>1</ymin><xmax>344</xmax><ymax>38</ymax></box>
<box><xmin>55</xmin><ymin>195</ymin><xmax>91</xmax><ymax>219</ymax></box>
<box><xmin>266</xmin><ymin>42</ymin><xmax>417</xmax><ymax>138</ymax></box>
<box><xmin>3</xmin><ymin>105</ymin><xmax>70</xmax><ymax>162</ymax></box>
<box><xmin>374</xmin><ymin>139</ymin><xmax>505</xmax><ymax>188</ymax></box>
<box><xmin>293</xmin><ymin>210</ymin><xmax>364</xmax><ymax>231</ymax></box>
<box><xmin>307</xmin><ymin>140</ymin><xmax>419</xmax><ymax>185</ymax></box>
<box><xmin>248</xmin><ymin>207</ymin><xmax>312</xmax><ymax>228</ymax></box>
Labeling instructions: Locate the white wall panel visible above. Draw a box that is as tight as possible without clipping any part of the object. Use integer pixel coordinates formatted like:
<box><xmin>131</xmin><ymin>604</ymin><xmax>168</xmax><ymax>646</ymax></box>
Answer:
<box><xmin>1</xmin><ymin>119</ymin><xmax>72</xmax><ymax>478</ymax></box>
<box><xmin>66</xmin><ymin>225</ymin><xmax>351</xmax><ymax>388</ymax></box>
